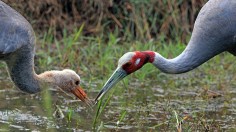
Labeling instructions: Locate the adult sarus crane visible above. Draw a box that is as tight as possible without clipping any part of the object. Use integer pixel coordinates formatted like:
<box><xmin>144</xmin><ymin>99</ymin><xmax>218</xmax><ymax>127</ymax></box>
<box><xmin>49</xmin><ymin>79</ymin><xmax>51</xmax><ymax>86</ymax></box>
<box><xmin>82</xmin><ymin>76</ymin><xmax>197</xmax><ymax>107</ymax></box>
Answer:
<box><xmin>95</xmin><ymin>0</ymin><xmax>236</xmax><ymax>101</ymax></box>
<box><xmin>0</xmin><ymin>1</ymin><xmax>90</xmax><ymax>104</ymax></box>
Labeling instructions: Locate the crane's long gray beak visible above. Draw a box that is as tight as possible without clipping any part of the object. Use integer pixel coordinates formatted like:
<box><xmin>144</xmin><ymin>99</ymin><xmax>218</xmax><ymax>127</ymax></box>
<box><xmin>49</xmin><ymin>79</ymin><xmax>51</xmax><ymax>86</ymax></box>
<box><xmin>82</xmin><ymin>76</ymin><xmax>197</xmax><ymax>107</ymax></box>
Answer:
<box><xmin>95</xmin><ymin>67</ymin><xmax>127</xmax><ymax>103</ymax></box>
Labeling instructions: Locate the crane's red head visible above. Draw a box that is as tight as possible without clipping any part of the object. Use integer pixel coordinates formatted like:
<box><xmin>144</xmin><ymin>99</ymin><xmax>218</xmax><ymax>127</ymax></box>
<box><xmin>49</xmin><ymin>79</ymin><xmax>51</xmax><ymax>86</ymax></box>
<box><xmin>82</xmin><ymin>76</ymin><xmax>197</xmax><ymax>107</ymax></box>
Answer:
<box><xmin>119</xmin><ymin>51</ymin><xmax>155</xmax><ymax>74</ymax></box>
<box><xmin>95</xmin><ymin>51</ymin><xmax>155</xmax><ymax>102</ymax></box>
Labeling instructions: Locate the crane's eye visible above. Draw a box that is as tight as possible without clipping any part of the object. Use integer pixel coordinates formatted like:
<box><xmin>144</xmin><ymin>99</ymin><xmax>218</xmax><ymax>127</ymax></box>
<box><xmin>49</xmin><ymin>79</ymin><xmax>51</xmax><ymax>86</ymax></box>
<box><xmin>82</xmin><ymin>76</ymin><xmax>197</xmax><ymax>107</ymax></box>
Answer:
<box><xmin>75</xmin><ymin>81</ymin><xmax>80</xmax><ymax>85</ymax></box>
<box><xmin>123</xmin><ymin>62</ymin><xmax>132</xmax><ymax>69</ymax></box>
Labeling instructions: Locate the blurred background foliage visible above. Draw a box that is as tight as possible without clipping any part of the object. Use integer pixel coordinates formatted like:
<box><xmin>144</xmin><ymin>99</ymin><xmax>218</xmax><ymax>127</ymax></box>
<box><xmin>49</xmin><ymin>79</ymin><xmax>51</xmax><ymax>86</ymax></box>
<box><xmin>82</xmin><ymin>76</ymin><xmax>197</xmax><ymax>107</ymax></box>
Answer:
<box><xmin>3</xmin><ymin>0</ymin><xmax>207</xmax><ymax>43</ymax></box>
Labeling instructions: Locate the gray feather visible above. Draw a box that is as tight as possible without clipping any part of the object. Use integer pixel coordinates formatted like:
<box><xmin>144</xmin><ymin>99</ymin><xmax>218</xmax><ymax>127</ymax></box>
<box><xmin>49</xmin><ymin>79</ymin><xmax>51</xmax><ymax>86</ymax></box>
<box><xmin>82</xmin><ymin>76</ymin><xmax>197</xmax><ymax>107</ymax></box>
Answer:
<box><xmin>0</xmin><ymin>1</ymin><xmax>35</xmax><ymax>55</ymax></box>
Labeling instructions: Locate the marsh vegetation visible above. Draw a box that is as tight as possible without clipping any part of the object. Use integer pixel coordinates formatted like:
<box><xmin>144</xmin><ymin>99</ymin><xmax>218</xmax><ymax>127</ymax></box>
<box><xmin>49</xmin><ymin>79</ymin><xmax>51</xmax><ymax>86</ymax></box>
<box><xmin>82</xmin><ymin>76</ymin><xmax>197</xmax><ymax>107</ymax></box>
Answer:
<box><xmin>1</xmin><ymin>0</ymin><xmax>236</xmax><ymax>131</ymax></box>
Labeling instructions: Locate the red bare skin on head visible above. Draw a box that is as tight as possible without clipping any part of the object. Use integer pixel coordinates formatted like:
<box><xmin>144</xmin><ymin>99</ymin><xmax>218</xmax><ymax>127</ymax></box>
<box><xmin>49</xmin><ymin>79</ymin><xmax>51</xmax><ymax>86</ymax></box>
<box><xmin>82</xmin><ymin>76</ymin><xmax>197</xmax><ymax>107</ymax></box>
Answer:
<box><xmin>122</xmin><ymin>51</ymin><xmax>155</xmax><ymax>74</ymax></box>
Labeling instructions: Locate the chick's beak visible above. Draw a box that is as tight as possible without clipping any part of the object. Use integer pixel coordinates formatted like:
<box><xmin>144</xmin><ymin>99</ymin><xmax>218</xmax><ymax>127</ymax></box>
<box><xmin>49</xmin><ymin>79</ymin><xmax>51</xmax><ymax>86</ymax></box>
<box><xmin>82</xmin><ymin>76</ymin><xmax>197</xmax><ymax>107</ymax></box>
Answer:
<box><xmin>71</xmin><ymin>86</ymin><xmax>88</xmax><ymax>102</ymax></box>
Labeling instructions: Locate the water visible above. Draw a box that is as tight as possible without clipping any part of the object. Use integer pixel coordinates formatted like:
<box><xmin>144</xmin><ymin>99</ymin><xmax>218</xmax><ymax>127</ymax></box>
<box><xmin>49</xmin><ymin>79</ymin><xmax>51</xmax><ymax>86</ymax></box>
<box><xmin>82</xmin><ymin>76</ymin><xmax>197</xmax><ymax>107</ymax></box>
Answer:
<box><xmin>0</xmin><ymin>71</ymin><xmax>236</xmax><ymax>131</ymax></box>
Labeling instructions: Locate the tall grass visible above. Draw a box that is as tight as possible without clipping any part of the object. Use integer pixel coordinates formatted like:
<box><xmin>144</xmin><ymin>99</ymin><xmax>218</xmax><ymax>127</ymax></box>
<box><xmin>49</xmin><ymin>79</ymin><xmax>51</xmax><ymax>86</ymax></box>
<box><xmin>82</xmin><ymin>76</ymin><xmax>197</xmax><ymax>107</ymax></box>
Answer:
<box><xmin>5</xmin><ymin>0</ymin><xmax>207</xmax><ymax>42</ymax></box>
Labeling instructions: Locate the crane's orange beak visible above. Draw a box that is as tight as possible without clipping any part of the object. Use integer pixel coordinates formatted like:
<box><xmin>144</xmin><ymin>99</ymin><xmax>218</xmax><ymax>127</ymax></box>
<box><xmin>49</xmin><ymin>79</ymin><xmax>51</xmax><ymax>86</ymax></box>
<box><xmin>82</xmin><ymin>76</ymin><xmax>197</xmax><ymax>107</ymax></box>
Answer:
<box><xmin>71</xmin><ymin>86</ymin><xmax>88</xmax><ymax>102</ymax></box>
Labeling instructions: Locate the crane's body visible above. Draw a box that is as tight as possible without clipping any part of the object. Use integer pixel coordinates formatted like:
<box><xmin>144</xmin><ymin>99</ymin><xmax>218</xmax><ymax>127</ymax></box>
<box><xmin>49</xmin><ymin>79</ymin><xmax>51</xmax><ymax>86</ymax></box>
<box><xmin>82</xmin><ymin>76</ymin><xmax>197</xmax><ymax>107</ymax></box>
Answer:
<box><xmin>0</xmin><ymin>1</ymin><xmax>90</xmax><ymax>104</ymax></box>
<box><xmin>0</xmin><ymin>1</ymin><xmax>38</xmax><ymax>93</ymax></box>
<box><xmin>95</xmin><ymin>0</ymin><xmax>236</xmax><ymax>101</ymax></box>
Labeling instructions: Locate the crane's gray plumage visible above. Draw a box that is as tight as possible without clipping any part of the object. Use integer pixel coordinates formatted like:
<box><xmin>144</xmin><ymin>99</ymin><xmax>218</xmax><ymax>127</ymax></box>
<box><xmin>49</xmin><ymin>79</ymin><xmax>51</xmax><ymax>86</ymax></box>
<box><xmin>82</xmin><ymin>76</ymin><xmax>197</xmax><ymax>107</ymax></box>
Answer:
<box><xmin>153</xmin><ymin>0</ymin><xmax>236</xmax><ymax>74</ymax></box>
<box><xmin>0</xmin><ymin>1</ymin><xmax>34</xmax><ymax>55</ymax></box>
<box><xmin>95</xmin><ymin>0</ymin><xmax>236</xmax><ymax>101</ymax></box>
<box><xmin>0</xmin><ymin>1</ymin><xmax>38</xmax><ymax>93</ymax></box>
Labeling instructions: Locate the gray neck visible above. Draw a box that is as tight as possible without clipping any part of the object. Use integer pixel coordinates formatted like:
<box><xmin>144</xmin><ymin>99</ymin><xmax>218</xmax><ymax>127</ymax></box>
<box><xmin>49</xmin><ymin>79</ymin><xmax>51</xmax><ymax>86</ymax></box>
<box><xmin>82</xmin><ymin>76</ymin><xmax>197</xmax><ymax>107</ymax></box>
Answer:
<box><xmin>151</xmin><ymin>0</ymin><xmax>236</xmax><ymax>74</ymax></box>
<box><xmin>5</xmin><ymin>46</ymin><xmax>40</xmax><ymax>93</ymax></box>
<box><xmin>152</xmin><ymin>36</ymin><xmax>227</xmax><ymax>74</ymax></box>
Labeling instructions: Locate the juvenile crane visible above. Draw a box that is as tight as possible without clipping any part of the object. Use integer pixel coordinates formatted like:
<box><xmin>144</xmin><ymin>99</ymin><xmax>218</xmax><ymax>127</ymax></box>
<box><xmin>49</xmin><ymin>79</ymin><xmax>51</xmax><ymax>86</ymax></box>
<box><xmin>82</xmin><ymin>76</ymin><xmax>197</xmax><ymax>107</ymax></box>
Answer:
<box><xmin>95</xmin><ymin>0</ymin><xmax>236</xmax><ymax>101</ymax></box>
<box><xmin>0</xmin><ymin>1</ymin><xmax>90</xmax><ymax>104</ymax></box>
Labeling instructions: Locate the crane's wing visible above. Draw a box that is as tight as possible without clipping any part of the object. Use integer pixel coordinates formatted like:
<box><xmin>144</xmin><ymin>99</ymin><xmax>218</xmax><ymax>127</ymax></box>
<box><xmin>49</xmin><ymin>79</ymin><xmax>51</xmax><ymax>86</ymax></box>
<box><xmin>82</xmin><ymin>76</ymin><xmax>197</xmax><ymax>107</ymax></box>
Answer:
<box><xmin>0</xmin><ymin>1</ymin><xmax>35</xmax><ymax>55</ymax></box>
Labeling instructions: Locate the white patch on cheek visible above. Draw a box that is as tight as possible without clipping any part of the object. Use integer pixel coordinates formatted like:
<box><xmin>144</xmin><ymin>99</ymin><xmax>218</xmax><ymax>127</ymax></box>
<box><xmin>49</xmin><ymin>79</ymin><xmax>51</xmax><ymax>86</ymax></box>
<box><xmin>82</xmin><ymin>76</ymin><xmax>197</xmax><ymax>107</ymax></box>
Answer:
<box><xmin>135</xmin><ymin>58</ymin><xmax>141</xmax><ymax>66</ymax></box>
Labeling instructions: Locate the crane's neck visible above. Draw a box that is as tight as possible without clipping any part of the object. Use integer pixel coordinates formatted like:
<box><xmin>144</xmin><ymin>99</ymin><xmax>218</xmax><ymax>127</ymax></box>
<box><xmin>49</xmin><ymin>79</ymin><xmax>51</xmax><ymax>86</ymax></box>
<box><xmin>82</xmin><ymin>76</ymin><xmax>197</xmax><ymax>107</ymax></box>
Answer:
<box><xmin>5</xmin><ymin>46</ymin><xmax>55</xmax><ymax>93</ymax></box>
<box><xmin>148</xmin><ymin>36</ymin><xmax>226</xmax><ymax>74</ymax></box>
<box><xmin>6</xmin><ymin>49</ymin><xmax>40</xmax><ymax>93</ymax></box>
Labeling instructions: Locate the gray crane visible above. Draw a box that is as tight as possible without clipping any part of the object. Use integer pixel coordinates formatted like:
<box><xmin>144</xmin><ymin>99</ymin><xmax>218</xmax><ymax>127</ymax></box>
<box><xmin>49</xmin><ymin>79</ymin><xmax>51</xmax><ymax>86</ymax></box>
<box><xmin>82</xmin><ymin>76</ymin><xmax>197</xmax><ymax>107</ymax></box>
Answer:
<box><xmin>95</xmin><ymin>0</ymin><xmax>236</xmax><ymax>101</ymax></box>
<box><xmin>0</xmin><ymin>1</ymin><xmax>90</xmax><ymax>105</ymax></box>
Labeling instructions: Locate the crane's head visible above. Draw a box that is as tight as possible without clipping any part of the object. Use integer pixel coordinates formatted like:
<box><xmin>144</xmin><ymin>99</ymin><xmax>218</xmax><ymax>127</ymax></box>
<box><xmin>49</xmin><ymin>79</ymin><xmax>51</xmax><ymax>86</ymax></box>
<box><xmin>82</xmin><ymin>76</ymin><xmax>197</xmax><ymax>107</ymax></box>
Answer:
<box><xmin>95</xmin><ymin>51</ymin><xmax>155</xmax><ymax>102</ymax></box>
<box><xmin>45</xmin><ymin>69</ymin><xmax>92</xmax><ymax>105</ymax></box>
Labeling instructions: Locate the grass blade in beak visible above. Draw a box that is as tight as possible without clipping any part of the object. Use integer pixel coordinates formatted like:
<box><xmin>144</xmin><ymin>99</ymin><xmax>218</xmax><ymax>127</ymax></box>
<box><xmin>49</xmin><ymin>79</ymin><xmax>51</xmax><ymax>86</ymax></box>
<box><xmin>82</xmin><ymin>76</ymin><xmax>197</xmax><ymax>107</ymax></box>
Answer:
<box><xmin>95</xmin><ymin>68</ymin><xmax>127</xmax><ymax>103</ymax></box>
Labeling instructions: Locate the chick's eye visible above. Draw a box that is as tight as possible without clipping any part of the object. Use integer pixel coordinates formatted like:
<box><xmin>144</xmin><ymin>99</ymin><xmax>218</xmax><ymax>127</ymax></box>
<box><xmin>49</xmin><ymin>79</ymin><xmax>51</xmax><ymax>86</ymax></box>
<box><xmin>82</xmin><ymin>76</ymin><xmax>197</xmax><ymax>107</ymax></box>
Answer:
<box><xmin>75</xmin><ymin>81</ymin><xmax>80</xmax><ymax>85</ymax></box>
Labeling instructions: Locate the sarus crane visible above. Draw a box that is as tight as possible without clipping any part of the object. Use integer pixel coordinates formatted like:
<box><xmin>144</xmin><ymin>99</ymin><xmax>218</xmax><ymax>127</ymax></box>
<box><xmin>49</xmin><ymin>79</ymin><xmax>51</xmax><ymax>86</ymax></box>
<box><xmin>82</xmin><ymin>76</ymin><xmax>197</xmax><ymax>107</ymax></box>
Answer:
<box><xmin>95</xmin><ymin>0</ymin><xmax>236</xmax><ymax>101</ymax></box>
<box><xmin>0</xmin><ymin>1</ymin><xmax>90</xmax><ymax>105</ymax></box>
